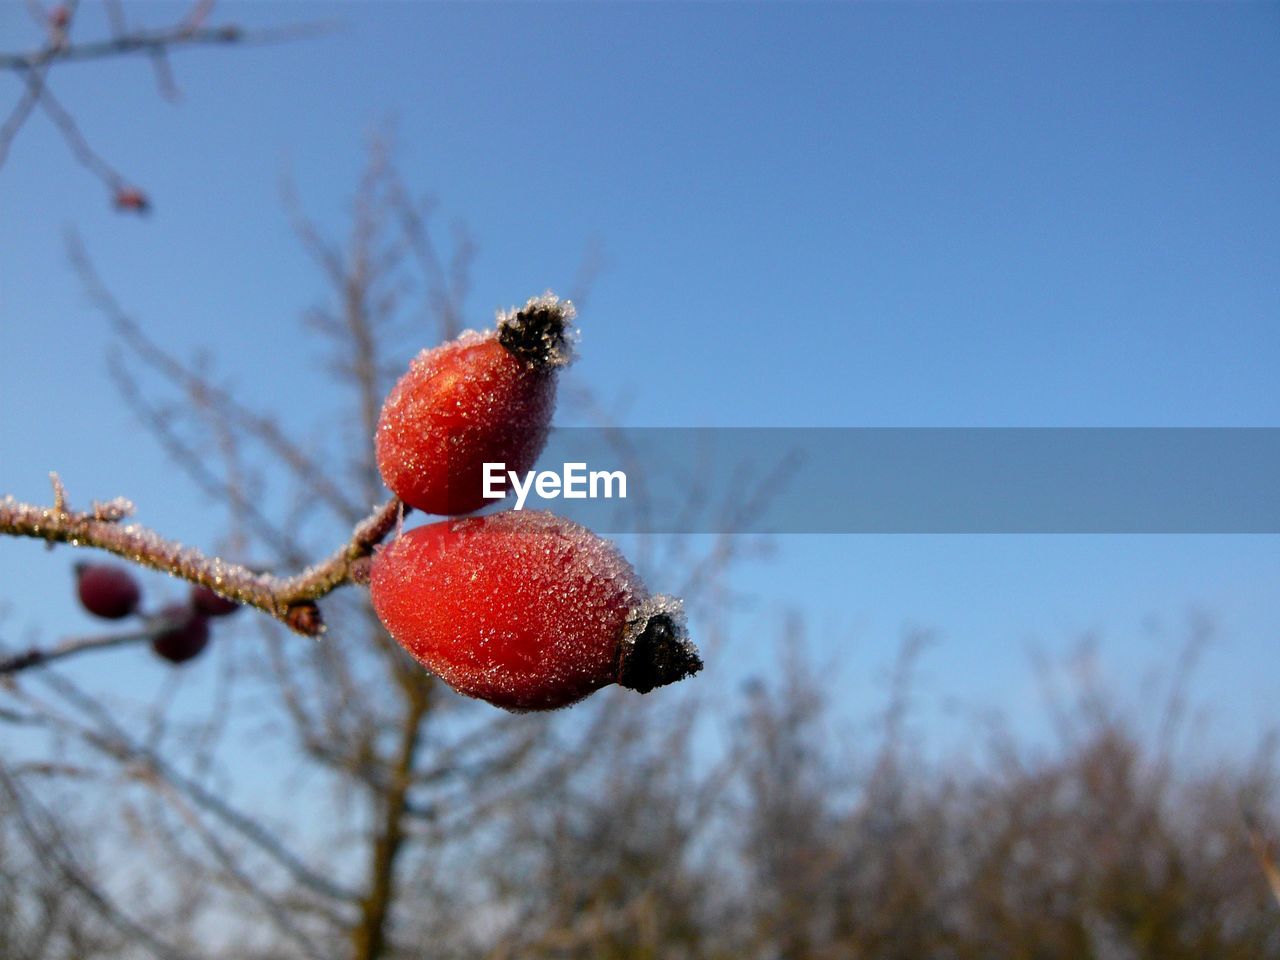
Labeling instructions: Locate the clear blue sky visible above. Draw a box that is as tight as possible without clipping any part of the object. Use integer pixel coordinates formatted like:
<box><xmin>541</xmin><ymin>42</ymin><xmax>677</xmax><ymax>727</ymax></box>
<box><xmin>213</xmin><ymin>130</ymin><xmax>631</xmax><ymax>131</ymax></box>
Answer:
<box><xmin>2</xmin><ymin>2</ymin><xmax>1278</xmax><ymax>753</ymax></box>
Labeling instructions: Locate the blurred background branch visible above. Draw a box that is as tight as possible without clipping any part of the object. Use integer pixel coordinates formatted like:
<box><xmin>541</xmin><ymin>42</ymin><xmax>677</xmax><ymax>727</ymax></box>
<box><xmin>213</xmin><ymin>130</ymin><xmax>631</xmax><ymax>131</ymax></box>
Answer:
<box><xmin>0</xmin><ymin>0</ymin><xmax>324</xmax><ymax>208</ymax></box>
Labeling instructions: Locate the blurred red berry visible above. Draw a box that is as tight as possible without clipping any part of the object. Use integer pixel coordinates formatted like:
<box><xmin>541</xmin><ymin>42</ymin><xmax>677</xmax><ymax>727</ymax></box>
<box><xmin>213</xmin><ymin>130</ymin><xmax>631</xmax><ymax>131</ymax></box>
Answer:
<box><xmin>151</xmin><ymin>604</ymin><xmax>210</xmax><ymax>664</ymax></box>
<box><xmin>369</xmin><ymin>511</ymin><xmax>700</xmax><ymax>711</ymax></box>
<box><xmin>375</xmin><ymin>295</ymin><xmax>573</xmax><ymax>515</ymax></box>
<box><xmin>113</xmin><ymin>188</ymin><xmax>150</xmax><ymax>214</ymax></box>
<box><xmin>48</xmin><ymin>5</ymin><xmax>70</xmax><ymax>30</ymax></box>
<box><xmin>191</xmin><ymin>585</ymin><xmax>241</xmax><ymax>617</ymax></box>
<box><xmin>75</xmin><ymin>562</ymin><xmax>141</xmax><ymax>620</ymax></box>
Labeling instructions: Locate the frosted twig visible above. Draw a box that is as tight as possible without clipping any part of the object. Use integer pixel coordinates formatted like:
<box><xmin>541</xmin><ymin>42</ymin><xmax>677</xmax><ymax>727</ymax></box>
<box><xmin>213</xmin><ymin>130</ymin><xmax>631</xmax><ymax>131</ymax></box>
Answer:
<box><xmin>0</xmin><ymin>4</ymin><xmax>329</xmax><ymax>199</ymax></box>
<box><xmin>0</xmin><ymin>485</ymin><xmax>407</xmax><ymax>638</ymax></box>
<box><xmin>0</xmin><ymin>626</ymin><xmax>153</xmax><ymax>675</ymax></box>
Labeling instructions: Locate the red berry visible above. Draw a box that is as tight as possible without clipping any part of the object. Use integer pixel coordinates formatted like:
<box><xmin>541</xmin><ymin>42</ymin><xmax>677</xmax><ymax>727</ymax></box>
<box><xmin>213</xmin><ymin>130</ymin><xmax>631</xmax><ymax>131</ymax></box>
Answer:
<box><xmin>375</xmin><ymin>295</ymin><xmax>574</xmax><ymax>515</ymax></box>
<box><xmin>75</xmin><ymin>563</ymin><xmax>141</xmax><ymax>619</ymax></box>
<box><xmin>113</xmin><ymin>188</ymin><xmax>150</xmax><ymax>213</ymax></box>
<box><xmin>151</xmin><ymin>604</ymin><xmax>210</xmax><ymax>664</ymax></box>
<box><xmin>48</xmin><ymin>5</ymin><xmax>70</xmax><ymax>29</ymax></box>
<box><xmin>369</xmin><ymin>511</ymin><xmax>701</xmax><ymax>711</ymax></box>
<box><xmin>191</xmin><ymin>585</ymin><xmax>240</xmax><ymax>617</ymax></box>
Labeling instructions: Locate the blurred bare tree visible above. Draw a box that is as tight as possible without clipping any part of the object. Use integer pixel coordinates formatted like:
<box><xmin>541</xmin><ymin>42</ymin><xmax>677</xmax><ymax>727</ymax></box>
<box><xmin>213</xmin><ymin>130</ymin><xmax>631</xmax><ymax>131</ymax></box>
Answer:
<box><xmin>0</xmin><ymin>132</ymin><xmax>750</xmax><ymax>958</ymax></box>
<box><xmin>2</xmin><ymin>139</ymin><xmax>1279</xmax><ymax>955</ymax></box>
<box><xmin>0</xmin><ymin>0</ymin><xmax>318</xmax><ymax>212</ymax></box>
<box><xmin>2</xmin><ymin>6</ymin><xmax>1279</xmax><ymax>955</ymax></box>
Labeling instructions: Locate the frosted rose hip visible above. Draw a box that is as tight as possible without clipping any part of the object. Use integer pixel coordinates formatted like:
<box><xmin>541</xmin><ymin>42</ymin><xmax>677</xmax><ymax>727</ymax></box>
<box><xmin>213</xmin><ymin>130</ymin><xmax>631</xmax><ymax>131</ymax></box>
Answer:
<box><xmin>369</xmin><ymin>511</ymin><xmax>701</xmax><ymax>711</ymax></box>
<box><xmin>375</xmin><ymin>295</ymin><xmax>574</xmax><ymax>516</ymax></box>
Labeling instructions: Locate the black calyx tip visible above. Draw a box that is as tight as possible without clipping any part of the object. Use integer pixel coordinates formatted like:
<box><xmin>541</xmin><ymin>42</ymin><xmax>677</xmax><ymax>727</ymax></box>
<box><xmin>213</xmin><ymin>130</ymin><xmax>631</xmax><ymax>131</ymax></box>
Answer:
<box><xmin>496</xmin><ymin>293</ymin><xmax>575</xmax><ymax>371</ymax></box>
<box><xmin>617</xmin><ymin>598</ymin><xmax>703</xmax><ymax>695</ymax></box>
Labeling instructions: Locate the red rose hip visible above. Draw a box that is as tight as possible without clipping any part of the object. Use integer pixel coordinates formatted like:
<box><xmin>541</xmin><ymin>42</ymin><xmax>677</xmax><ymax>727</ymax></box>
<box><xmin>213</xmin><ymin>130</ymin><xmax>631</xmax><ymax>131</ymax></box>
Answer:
<box><xmin>369</xmin><ymin>511</ymin><xmax>701</xmax><ymax>711</ymax></box>
<box><xmin>375</xmin><ymin>295</ymin><xmax>574</xmax><ymax>516</ymax></box>
<box><xmin>75</xmin><ymin>562</ymin><xmax>141</xmax><ymax>619</ymax></box>
<box><xmin>151</xmin><ymin>604</ymin><xmax>211</xmax><ymax>664</ymax></box>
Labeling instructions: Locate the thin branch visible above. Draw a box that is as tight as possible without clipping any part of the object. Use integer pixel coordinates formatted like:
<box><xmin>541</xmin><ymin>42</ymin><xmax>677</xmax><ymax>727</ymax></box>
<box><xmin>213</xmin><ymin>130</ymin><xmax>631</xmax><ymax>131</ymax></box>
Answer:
<box><xmin>0</xmin><ymin>21</ymin><xmax>328</xmax><ymax>73</ymax></box>
<box><xmin>0</xmin><ymin>62</ymin><xmax>48</xmax><ymax>166</ymax></box>
<box><xmin>0</xmin><ymin>4</ymin><xmax>328</xmax><ymax>203</ymax></box>
<box><xmin>9</xmin><ymin>670</ymin><xmax>364</xmax><ymax>908</ymax></box>
<box><xmin>134</xmin><ymin>768</ymin><xmax>335</xmax><ymax>959</ymax></box>
<box><xmin>148</xmin><ymin>48</ymin><xmax>180</xmax><ymax>102</ymax></box>
<box><xmin>30</xmin><ymin>72</ymin><xmax>129</xmax><ymax>189</ymax></box>
<box><xmin>0</xmin><ymin>764</ymin><xmax>198</xmax><ymax>960</ymax></box>
<box><xmin>0</xmin><ymin>625</ymin><xmax>154</xmax><ymax>675</ymax></box>
<box><xmin>180</xmin><ymin>0</ymin><xmax>217</xmax><ymax>34</ymax></box>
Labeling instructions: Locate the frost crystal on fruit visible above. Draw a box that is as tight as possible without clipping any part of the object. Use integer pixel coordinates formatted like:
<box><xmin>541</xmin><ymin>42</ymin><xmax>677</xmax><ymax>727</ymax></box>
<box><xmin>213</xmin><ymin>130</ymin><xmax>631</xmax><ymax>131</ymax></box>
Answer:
<box><xmin>618</xmin><ymin>596</ymin><xmax>701</xmax><ymax>695</ymax></box>
<box><xmin>368</xmin><ymin>511</ymin><xmax>701</xmax><ymax>711</ymax></box>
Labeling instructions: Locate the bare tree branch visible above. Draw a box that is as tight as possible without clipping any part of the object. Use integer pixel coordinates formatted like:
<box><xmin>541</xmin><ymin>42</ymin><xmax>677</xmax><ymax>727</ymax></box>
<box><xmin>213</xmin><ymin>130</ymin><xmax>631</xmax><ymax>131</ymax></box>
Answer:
<box><xmin>0</xmin><ymin>2</ymin><xmax>328</xmax><ymax>204</ymax></box>
<box><xmin>0</xmin><ymin>626</ymin><xmax>153</xmax><ymax>676</ymax></box>
<box><xmin>0</xmin><ymin>20</ymin><xmax>326</xmax><ymax>73</ymax></box>
<box><xmin>0</xmin><ymin>764</ymin><xmax>198</xmax><ymax>960</ymax></box>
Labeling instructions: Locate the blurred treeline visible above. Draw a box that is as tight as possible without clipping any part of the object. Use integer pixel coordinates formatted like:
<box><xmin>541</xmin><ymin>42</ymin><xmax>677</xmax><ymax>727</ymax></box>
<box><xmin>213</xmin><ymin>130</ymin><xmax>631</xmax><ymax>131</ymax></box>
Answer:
<box><xmin>481</xmin><ymin>640</ymin><xmax>1280</xmax><ymax>960</ymax></box>
<box><xmin>3</xmin><ymin>627</ymin><xmax>1278</xmax><ymax>959</ymax></box>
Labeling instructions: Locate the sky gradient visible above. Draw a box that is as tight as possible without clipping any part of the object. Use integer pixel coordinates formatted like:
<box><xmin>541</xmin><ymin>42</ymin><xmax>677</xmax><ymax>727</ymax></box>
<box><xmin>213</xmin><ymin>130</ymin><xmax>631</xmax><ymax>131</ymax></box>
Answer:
<box><xmin>2</xmin><ymin>2</ymin><xmax>1278</xmax><ymax>753</ymax></box>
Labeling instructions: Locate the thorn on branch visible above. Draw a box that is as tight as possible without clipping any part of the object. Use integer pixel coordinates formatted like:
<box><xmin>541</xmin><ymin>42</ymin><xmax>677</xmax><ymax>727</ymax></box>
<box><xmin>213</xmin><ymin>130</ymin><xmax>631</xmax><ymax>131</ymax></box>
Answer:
<box><xmin>49</xmin><ymin>471</ymin><xmax>67</xmax><ymax>514</ymax></box>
